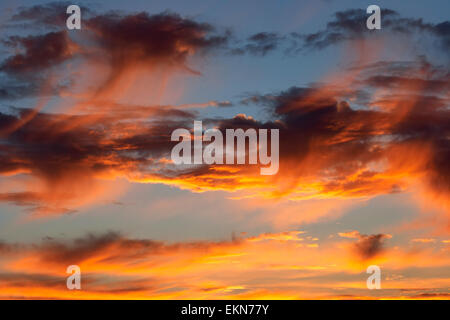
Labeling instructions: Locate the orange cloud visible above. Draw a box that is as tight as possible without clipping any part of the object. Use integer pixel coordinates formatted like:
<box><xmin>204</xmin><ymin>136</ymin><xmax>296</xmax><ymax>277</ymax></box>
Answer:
<box><xmin>0</xmin><ymin>230</ymin><xmax>449</xmax><ymax>299</ymax></box>
<box><xmin>0</xmin><ymin>7</ymin><xmax>448</xmax><ymax>227</ymax></box>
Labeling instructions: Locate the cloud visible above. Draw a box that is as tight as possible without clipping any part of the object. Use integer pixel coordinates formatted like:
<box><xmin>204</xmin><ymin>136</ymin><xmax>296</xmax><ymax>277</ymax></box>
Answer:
<box><xmin>338</xmin><ymin>230</ymin><xmax>392</xmax><ymax>260</ymax></box>
<box><xmin>247</xmin><ymin>231</ymin><xmax>305</xmax><ymax>242</ymax></box>
<box><xmin>83</xmin><ymin>11</ymin><xmax>229</xmax><ymax>94</ymax></box>
<box><xmin>235</xmin><ymin>59</ymin><xmax>449</xmax><ymax>205</ymax></box>
<box><xmin>230</xmin><ymin>32</ymin><xmax>285</xmax><ymax>56</ymax></box>
<box><xmin>338</xmin><ymin>231</ymin><xmax>361</xmax><ymax>239</ymax></box>
<box><xmin>86</xmin><ymin>11</ymin><xmax>228</xmax><ymax>60</ymax></box>
<box><xmin>0</xmin><ymin>57</ymin><xmax>448</xmax><ymax>216</ymax></box>
<box><xmin>353</xmin><ymin>233</ymin><xmax>391</xmax><ymax>260</ymax></box>
<box><xmin>411</xmin><ymin>292</ymin><xmax>450</xmax><ymax>299</ymax></box>
<box><xmin>1</xmin><ymin>7</ymin><xmax>230</xmax><ymax>104</ymax></box>
<box><xmin>0</xmin><ymin>231</ymin><xmax>448</xmax><ymax>299</ymax></box>
<box><xmin>228</xmin><ymin>9</ymin><xmax>450</xmax><ymax>57</ymax></box>
<box><xmin>0</xmin><ymin>82</ymin><xmax>38</xmax><ymax>100</ymax></box>
<box><xmin>0</xmin><ymin>231</ymin><xmax>242</xmax><ymax>277</ymax></box>
<box><xmin>9</xmin><ymin>2</ymin><xmax>94</xmax><ymax>29</ymax></box>
<box><xmin>0</xmin><ymin>5</ymin><xmax>448</xmax><ymax>224</ymax></box>
<box><xmin>411</xmin><ymin>238</ymin><xmax>436</xmax><ymax>243</ymax></box>
<box><xmin>1</xmin><ymin>31</ymin><xmax>74</xmax><ymax>74</ymax></box>
<box><xmin>0</xmin><ymin>3</ymin><xmax>448</xmax><ymax>300</ymax></box>
<box><xmin>300</xmin><ymin>9</ymin><xmax>450</xmax><ymax>51</ymax></box>
<box><xmin>0</xmin><ymin>104</ymin><xmax>196</xmax><ymax>214</ymax></box>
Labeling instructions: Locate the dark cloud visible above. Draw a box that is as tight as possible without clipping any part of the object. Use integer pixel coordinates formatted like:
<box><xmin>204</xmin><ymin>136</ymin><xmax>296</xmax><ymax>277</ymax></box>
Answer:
<box><xmin>38</xmin><ymin>231</ymin><xmax>123</xmax><ymax>264</ymax></box>
<box><xmin>1</xmin><ymin>8</ymin><xmax>230</xmax><ymax>101</ymax></box>
<box><xmin>231</xmin><ymin>32</ymin><xmax>284</xmax><ymax>56</ymax></box>
<box><xmin>230</xmin><ymin>9</ymin><xmax>450</xmax><ymax>55</ymax></box>
<box><xmin>0</xmin><ymin>79</ymin><xmax>72</xmax><ymax>100</ymax></box>
<box><xmin>9</xmin><ymin>2</ymin><xmax>94</xmax><ymax>29</ymax></box>
<box><xmin>0</xmin><ymin>4</ymin><xmax>448</xmax><ymax>216</ymax></box>
<box><xmin>412</xmin><ymin>292</ymin><xmax>450</xmax><ymax>299</ymax></box>
<box><xmin>1</xmin><ymin>31</ymin><xmax>73</xmax><ymax>74</ymax></box>
<box><xmin>231</xmin><ymin>9</ymin><xmax>450</xmax><ymax>56</ymax></box>
<box><xmin>0</xmin><ymin>241</ymin><xmax>24</xmax><ymax>255</ymax></box>
<box><xmin>236</xmin><ymin>59</ymin><xmax>449</xmax><ymax>200</ymax></box>
<box><xmin>2</xmin><ymin>4</ymin><xmax>448</xmax><ymax>77</ymax></box>
<box><xmin>432</xmin><ymin>21</ymin><xmax>450</xmax><ymax>49</ymax></box>
<box><xmin>0</xmin><ymin>82</ymin><xmax>40</xmax><ymax>100</ymax></box>
<box><xmin>365</xmin><ymin>75</ymin><xmax>450</xmax><ymax>94</ymax></box>
<box><xmin>85</xmin><ymin>11</ymin><xmax>229</xmax><ymax>78</ymax></box>
<box><xmin>0</xmin><ymin>231</ymin><xmax>242</xmax><ymax>298</ymax></box>
<box><xmin>0</xmin><ymin>192</ymin><xmax>76</xmax><ymax>215</ymax></box>
<box><xmin>353</xmin><ymin>234</ymin><xmax>390</xmax><ymax>260</ymax></box>
<box><xmin>0</xmin><ymin>231</ymin><xmax>241</xmax><ymax>266</ymax></box>
<box><xmin>0</xmin><ymin>272</ymin><xmax>64</xmax><ymax>288</ymax></box>
<box><xmin>1</xmin><ymin>5</ymin><xmax>447</xmax><ymax>104</ymax></box>
<box><xmin>301</xmin><ymin>9</ymin><xmax>450</xmax><ymax>51</ymax></box>
<box><xmin>0</xmin><ymin>57</ymin><xmax>448</xmax><ymax>213</ymax></box>
<box><xmin>0</xmin><ymin>104</ymin><xmax>195</xmax><ymax>214</ymax></box>
<box><xmin>0</xmin><ymin>192</ymin><xmax>41</xmax><ymax>207</ymax></box>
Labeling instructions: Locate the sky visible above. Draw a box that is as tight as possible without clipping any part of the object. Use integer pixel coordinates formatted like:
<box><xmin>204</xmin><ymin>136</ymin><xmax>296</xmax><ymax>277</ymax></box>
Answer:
<box><xmin>0</xmin><ymin>0</ymin><xmax>449</xmax><ymax>299</ymax></box>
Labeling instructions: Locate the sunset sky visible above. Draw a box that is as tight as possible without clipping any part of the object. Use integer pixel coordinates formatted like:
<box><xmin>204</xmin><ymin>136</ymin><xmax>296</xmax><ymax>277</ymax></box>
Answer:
<box><xmin>0</xmin><ymin>0</ymin><xmax>449</xmax><ymax>299</ymax></box>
